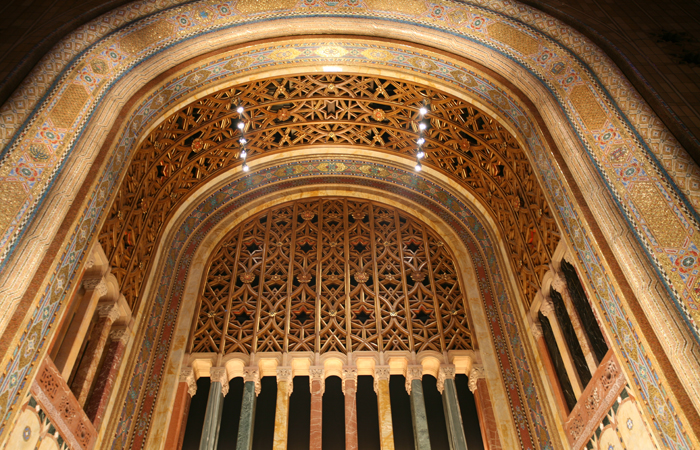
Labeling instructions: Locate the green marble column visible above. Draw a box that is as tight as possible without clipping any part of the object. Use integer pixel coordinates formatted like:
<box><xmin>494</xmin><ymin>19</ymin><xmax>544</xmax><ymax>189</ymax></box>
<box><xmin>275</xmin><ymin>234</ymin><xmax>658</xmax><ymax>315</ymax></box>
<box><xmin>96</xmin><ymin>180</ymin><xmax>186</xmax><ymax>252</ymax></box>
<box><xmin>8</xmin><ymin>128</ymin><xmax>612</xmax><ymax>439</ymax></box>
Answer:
<box><xmin>236</xmin><ymin>379</ymin><xmax>258</xmax><ymax>450</ymax></box>
<box><xmin>199</xmin><ymin>367</ymin><xmax>228</xmax><ymax>450</ymax></box>
<box><xmin>439</xmin><ymin>366</ymin><xmax>468</xmax><ymax>450</ymax></box>
<box><xmin>407</xmin><ymin>365</ymin><xmax>431</xmax><ymax>450</ymax></box>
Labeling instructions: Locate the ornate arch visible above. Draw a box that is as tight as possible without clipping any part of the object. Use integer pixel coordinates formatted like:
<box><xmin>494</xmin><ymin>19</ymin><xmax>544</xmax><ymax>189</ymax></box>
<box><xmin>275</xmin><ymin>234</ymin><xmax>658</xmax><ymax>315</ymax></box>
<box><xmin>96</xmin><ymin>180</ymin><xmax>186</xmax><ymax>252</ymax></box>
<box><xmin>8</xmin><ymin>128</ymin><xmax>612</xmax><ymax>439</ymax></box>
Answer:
<box><xmin>0</xmin><ymin>1</ymin><xmax>698</xmax><ymax>449</ymax></box>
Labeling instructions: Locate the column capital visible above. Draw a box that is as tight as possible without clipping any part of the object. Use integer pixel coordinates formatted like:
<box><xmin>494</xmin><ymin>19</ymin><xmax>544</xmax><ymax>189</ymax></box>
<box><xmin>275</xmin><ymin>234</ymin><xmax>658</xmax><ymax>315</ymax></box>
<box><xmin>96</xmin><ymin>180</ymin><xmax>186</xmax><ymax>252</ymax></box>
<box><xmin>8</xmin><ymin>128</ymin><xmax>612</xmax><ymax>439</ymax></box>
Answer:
<box><xmin>540</xmin><ymin>296</ymin><xmax>555</xmax><ymax>318</ymax></box>
<box><xmin>404</xmin><ymin>365</ymin><xmax>423</xmax><ymax>395</ymax></box>
<box><xmin>342</xmin><ymin>366</ymin><xmax>358</xmax><ymax>395</ymax></box>
<box><xmin>276</xmin><ymin>366</ymin><xmax>294</xmax><ymax>396</ymax></box>
<box><xmin>468</xmin><ymin>365</ymin><xmax>485</xmax><ymax>393</ymax></box>
<box><xmin>373</xmin><ymin>365</ymin><xmax>391</xmax><ymax>394</ymax></box>
<box><xmin>309</xmin><ymin>366</ymin><xmax>325</xmax><ymax>395</ymax></box>
<box><xmin>96</xmin><ymin>302</ymin><xmax>120</xmax><ymax>322</ymax></box>
<box><xmin>109</xmin><ymin>327</ymin><xmax>129</xmax><ymax>344</ymax></box>
<box><xmin>210</xmin><ymin>366</ymin><xmax>229</xmax><ymax>397</ymax></box>
<box><xmin>180</xmin><ymin>367</ymin><xmax>197</xmax><ymax>397</ymax></box>
<box><xmin>551</xmin><ymin>272</ymin><xmax>568</xmax><ymax>293</ymax></box>
<box><xmin>531</xmin><ymin>320</ymin><xmax>543</xmax><ymax>340</ymax></box>
<box><xmin>83</xmin><ymin>277</ymin><xmax>108</xmax><ymax>297</ymax></box>
<box><xmin>243</xmin><ymin>366</ymin><xmax>261</xmax><ymax>395</ymax></box>
<box><xmin>437</xmin><ymin>364</ymin><xmax>456</xmax><ymax>394</ymax></box>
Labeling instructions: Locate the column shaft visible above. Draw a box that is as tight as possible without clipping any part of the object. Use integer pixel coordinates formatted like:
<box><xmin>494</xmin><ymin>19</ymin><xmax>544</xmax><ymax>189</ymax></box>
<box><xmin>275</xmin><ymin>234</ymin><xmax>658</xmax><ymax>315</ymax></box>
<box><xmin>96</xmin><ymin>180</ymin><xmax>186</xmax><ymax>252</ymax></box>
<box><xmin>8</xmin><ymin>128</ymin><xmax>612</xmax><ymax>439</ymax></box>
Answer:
<box><xmin>344</xmin><ymin>378</ymin><xmax>358</xmax><ymax>450</ymax></box>
<box><xmin>375</xmin><ymin>377</ymin><xmax>395</xmax><ymax>450</ymax></box>
<box><xmin>200</xmin><ymin>381</ymin><xmax>225</xmax><ymax>450</ymax></box>
<box><xmin>410</xmin><ymin>378</ymin><xmax>432</xmax><ymax>450</ymax></box>
<box><xmin>310</xmin><ymin>378</ymin><xmax>323</xmax><ymax>449</ymax></box>
<box><xmin>272</xmin><ymin>379</ymin><xmax>291</xmax><ymax>450</ymax></box>
<box><xmin>541</xmin><ymin>299</ymin><xmax>584</xmax><ymax>396</ymax></box>
<box><xmin>472</xmin><ymin>379</ymin><xmax>502</xmax><ymax>450</ymax></box>
<box><xmin>441</xmin><ymin>378</ymin><xmax>468</xmax><ymax>450</ymax></box>
<box><xmin>71</xmin><ymin>304</ymin><xmax>117</xmax><ymax>406</ymax></box>
<box><xmin>164</xmin><ymin>381</ymin><xmax>193</xmax><ymax>450</ymax></box>
<box><xmin>236</xmin><ymin>380</ymin><xmax>257</xmax><ymax>450</ymax></box>
<box><xmin>84</xmin><ymin>329</ymin><xmax>127</xmax><ymax>428</ymax></box>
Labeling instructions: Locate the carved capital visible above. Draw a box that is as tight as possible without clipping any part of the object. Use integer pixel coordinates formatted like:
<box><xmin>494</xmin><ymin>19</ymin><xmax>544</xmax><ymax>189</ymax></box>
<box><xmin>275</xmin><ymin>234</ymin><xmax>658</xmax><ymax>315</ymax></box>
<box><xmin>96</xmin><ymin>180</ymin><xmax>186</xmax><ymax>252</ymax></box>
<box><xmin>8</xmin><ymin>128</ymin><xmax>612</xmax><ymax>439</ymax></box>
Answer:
<box><xmin>404</xmin><ymin>365</ymin><xmax>423</xmax><ymax>394</ymax></box>
<box><xmin>373</xmin><ymin>365</ymin><xmax>391</xmax><ymax>394</ymax></box>
<box><xmin>180</xmin><ymin>367</ymin><xmax>197</xmax><ymax>396</ymax></box>
<box><xmin>437</xmin><ymin>364</ymin><xmax>456</xmax><ymax>394</ymax></box>
<box><xmin>342</xmin><ymin>366</ymin><xmax>358</xmax><ymax>395</ymax></box>
<box><xmin>83</xmin><ymin>277</ymin><xmax>107</xmax><ymax>297</ymax></box>
<box><xmin>210</xmin><ymin>367</ymin><xmax>229</xmax><ymax>397</ymax></box>
<box><xmin>276</xmin><ymin>366</ymin><xmax>294</xmax><ymax>396</ymax></box>
<box><xmin>468</xmin><ymin>365</ymin><xmax>485</xmax><ymax>393</ymax></box>
<box><xmin>551</xmin><ymin>272</ymin><xmax>568</xmax><ymax>294</ymax></box>
<box><xmin>243</xmin><ymin>367</ymin><xmax>261</xmax><ymax>395</ymax></box>
<box><xmin>540</xmin><ymin>297</ymin><xmax>555</xmax><ymax>318</ymax></box>
<box><xmin>95</xmin><ymin>302</ymin><xmax>120</xmax><ymax>322</ymax></box>
<box><xmin>109</xmin><ymin>328</ymin><xmax>129</xmax><ymax>344</ymax></box>
<box><xmin>309</xmin><ymin>366</ymin><xmax>325</xmax><ymax>395</ymax></box>
<box><xmin>531</xmin><ymin>320</ymin><xmax>543</xmax><ymax>340</ymax></box>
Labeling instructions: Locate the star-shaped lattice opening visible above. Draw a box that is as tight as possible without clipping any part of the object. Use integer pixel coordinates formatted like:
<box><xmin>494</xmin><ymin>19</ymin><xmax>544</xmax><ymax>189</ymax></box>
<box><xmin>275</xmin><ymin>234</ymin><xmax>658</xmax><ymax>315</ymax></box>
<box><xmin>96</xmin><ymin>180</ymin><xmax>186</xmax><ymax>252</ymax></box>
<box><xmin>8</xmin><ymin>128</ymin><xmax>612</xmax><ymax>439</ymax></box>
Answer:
<box><xmin>415</xmin><ymin>308</ymin><xmax>433</xmax><ymax>324</ymax></box>
<box><xmin>234</xmin><ymin>310</ymin><xmax>251</xmax><ymax>325</ymax></box>
<box><xmin>355</xmin><ymin>307</ymin><xmax>372</xmax><ymax>324</ymax></box>
<box><xmin>405</xmin><ymin>239</ymin><xmax>422</xmax><ymax>253</ymax></box>
<box><xmin>245</xmin><ymin>241</ymin><xmax>260</xmax><ymax>253</ymax></box>
<box><xmin>294</xmin><ymin>309</ymin><xmax>312</xmax><ymax>324</ymax></box>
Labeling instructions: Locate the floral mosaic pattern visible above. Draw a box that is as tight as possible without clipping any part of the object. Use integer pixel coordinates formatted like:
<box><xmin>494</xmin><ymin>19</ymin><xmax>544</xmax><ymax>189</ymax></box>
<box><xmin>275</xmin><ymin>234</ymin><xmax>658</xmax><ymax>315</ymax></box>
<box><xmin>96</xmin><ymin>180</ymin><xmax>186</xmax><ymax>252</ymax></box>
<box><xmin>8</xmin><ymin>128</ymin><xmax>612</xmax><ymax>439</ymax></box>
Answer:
<box><xmin>0</xmin><ymin>0</ymin><xmax>695</xmax><ymax>449</ymax></box>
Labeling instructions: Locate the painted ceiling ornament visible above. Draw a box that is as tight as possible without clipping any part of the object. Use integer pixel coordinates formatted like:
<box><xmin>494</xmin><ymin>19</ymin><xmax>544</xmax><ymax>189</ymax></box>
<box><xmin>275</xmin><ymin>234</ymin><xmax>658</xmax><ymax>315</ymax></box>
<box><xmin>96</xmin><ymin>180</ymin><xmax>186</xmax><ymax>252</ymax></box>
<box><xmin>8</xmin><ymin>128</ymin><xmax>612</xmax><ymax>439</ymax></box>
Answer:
<box><xmin>354</xmin><ymin>272</ymin><xmax>369</xmax><ymax>283</ymax></box>
<box><xmin>191</xmin><ymin>138</ymin><xmax>204</xmax><ymax>152</ymax></box>
<box><xmin>277</xmin><ymin>108</ymin><xmax>290</xmax><ymax>121</ymax></box>
<box><xmin>372</xmin><ymin>108</ymin><xmax>386</xmax><ymax>121</ymax></box>
<box><xmin>301</xmin><ymin>210</ymin><xmax>315</xmax><ymax>220</ymax></box>
<box><xmin>239</xmin><ymin>272</ymin><xmax>255</xmax><ymax>284</ymax></box>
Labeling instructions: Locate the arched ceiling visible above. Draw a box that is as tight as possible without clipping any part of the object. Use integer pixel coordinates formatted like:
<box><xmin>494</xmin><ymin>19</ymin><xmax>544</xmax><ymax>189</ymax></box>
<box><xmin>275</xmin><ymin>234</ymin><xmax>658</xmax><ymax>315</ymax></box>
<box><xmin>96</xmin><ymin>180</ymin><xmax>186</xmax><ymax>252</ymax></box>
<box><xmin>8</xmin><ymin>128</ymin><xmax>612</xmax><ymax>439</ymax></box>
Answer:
<box><xmin>98</xmin><ymin>73</ymin><xmax>560</xmax><ymax>314</ymax></box>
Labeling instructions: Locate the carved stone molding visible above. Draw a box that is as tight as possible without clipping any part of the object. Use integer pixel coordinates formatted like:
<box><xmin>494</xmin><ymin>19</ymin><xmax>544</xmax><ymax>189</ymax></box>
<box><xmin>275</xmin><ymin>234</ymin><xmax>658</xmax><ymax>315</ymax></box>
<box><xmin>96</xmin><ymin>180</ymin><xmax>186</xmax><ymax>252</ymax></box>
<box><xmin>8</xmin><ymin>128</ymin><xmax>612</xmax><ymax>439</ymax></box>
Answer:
<box><xmin>468</xmin><ymin>365</ymin><xmax>485</xmax><ymax>393</ymax></box>
<box><xmin>180</xmin><ymin>367</ymin><xmax>196</xmax><ymax>397</ymax></box>
<box><xmin>437</xmin><ymin>364</ymin><xmax>456</xmax><ymax>394</ymax></box>
<box><xmin>243</xmin><ymin>367</ymin><xmax>261</xmax><ymax>395</ymax></box>
<box><xmin>30</xmin><ymin>357</ymin><xmax>96</xmax><ymax>450</ymax></box>
<box><xmin>564</xmin><ymin>352</ymin><xmax>625</xmax><ymax>449</ymax></box>
<box><xmin>342</xmin><ymin>366</ymin><xmax>358</xmax><ymax>395</ymax></box>
<box><xmin>309</xmin><ymin>366</ymin><xmax>325</xmax><ymax>395</ymax></box>
<box><xmin>83</xmin><ymin>277</ymin><xmax>107</xmax><ymax>297</ymax></box>
<box><xmin>405</xmin><ymin>365</ymin><xmax>423</xmax><ymax>395</ymax></box>
<box><xmin>531</xmin><ymin>320</ymin><xmax>543</xmax><ymax>340</ymax></box>
<box><xmin>109</xmin><ymin>328</ymin><xmax>129</xmax><ymax>344</ymax></box>
<box><xmin>210</xmin><ymin>367</ymin><xmax>229</xmax><ymax>397</ymax></box>
<box><xmin>276</xmin><ymin>367</ymin><xmax>294</xmax><ymax>396</ymax></box>
<box><xmin>540</xmin><ymin>297</ymin><xmax>555</xmax><ymax>318</ymax></box>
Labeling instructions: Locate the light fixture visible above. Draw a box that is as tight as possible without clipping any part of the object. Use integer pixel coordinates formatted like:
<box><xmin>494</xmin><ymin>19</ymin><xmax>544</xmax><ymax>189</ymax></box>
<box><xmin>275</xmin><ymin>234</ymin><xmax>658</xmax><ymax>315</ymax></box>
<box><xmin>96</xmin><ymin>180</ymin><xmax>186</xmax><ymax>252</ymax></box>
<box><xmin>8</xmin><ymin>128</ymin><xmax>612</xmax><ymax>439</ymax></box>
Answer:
<box><xmin>237</xmin><ymin>121</ymin><xmax>245</xmax><ymax>130</ymax></box>
<box><xmin>236</xmin><ymin>106</ymin><xmax>244</xmax><ymax>114</ymax></box>
<box><xmin>419</xmin><ymin>106</ymin><xmax>428</xmax><ymax>116</ymax></box>
<box><xmin>240</xmin><ymin>150</ymin><xmax>247</xmax><ymax>158</ymax></box>
<box><xmin>242</xmin><ymin>163</ymin><xmax>249</xmax><ymax>172</ymax></box>
<box><xmin>417</xmin><ymin>137</ymin><xmax>425</xmax><ymax>145</ymax></box>
<box><xmin>416</xmin><ymin>150</ymin><xmax>425</xmax><ymax>159</ymax></box>
<box><xmin>415</xmin><ymin>161</ymin><xmax>422</xmax><ymax>172</ymax></box>
<box><xmin>239</xmin><ymin>138</ymin><xmax>247</xmax><ymax>145</ymax></box>
<box><xmin>418</xmin><ymin>122</ymin><xmax>427</xmax><ymax>131</ymax></box>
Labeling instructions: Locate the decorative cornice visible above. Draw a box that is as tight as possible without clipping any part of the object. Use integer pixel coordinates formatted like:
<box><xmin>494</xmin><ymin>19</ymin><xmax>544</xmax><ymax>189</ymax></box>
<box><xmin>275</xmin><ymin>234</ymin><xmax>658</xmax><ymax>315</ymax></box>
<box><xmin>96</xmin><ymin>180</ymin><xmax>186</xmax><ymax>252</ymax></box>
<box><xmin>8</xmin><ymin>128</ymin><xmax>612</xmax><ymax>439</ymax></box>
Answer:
<box><xmin>342</xmin><ymin>366</ymin><xmax>358</xmax><ymax>395</ymax></box>
<box><xmin>210</xmin><ymin>367</ymin><xmax>229</xmax><ymax>397</ymax></box>
<box><xmin>180</xmin><ymin>367</ymin><xmax>196</xmax><ymax>397</ymax></box>
<box><xmin>243</xmin><ymin>367</ymin><xmax>261</xmax><ymax>396</ymax></box>
<box><xmin>437</xmin><ymin>364</ymin><xmax>456</xmax><ymax>394</ymax></box>
<box><xmin>468</xmin><ymin>365</ymin><xmax>485</xmax><ymax>393</ymax></box>
<box><xmin>405</xmin><ymin>365</ymin><xmax>423</xmax><ymax>395</ymax></box>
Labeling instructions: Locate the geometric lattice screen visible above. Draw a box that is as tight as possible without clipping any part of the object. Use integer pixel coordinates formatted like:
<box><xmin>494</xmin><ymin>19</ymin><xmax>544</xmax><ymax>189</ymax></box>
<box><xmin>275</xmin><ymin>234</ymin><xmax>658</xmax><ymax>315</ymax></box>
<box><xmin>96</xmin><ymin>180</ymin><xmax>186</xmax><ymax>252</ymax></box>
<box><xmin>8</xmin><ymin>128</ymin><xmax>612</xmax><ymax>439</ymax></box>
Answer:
<box><xmin>191</xmin><ymin>197</ymin><xmax>472</xmax><ymax>355</ymax></box>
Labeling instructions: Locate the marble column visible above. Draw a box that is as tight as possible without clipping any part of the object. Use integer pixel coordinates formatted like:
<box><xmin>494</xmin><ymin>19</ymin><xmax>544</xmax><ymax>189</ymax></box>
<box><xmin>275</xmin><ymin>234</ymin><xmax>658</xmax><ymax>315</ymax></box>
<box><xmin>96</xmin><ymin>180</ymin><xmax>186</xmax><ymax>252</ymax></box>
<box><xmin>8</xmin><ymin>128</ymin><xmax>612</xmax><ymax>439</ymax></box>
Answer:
<box><xmin>309</xmin><ymin>366</ymin><xmax>324</xmax><ymax>450</ymax></box>
<box><xmin>84</xmin><ymin>327</ymin><xmax>129</xmax><ymax>428</ymax></box>
<box><xmin>272</xmin><ymin>367</ymin><xmax>293</xmax><ymax>450</ymax></box>
<box><xmin>438</xmin><ymin>365</ymin><xmax>468</xmax><ymax>450</ymax></box>
<box><xmin>374</xmin><ymin>365</ymin><xmax>395</xmax><ymax>450</ymax></box>
<box><xmin>165</xmin><ymin>368</ymin><xmax>197</xmax><ymax>450</ymax></box>
<box><xmin>236</xmin><ymin>367</ymin><xmax>260</xmax><ymax>450</ymax></box>
<box><xmin>406</xmin><ymin>365</ymin><xmax>431</xmax><ymax>450</ymax></box>
<box><xmin>552</xmin><ymin>273</ymin><xmax>598</xmax><ymax>372</ymax></box>
<box><xmin>342</xmin><ymin>366</ymin><xmax>359</xmax><ymax>450</ymax></box>
<box><xmin>54</xmin><ymin>277</ymin><xmax>107</xmax><ymax>379</ymax></box>
<box><xmin>71</xmin><ymin>302</ymin><xmax>119</xmax><ymax>406</ymax></box>
<box><xmin>469</xmin><ymin>366</ymin><xmax>501</xmax><ymax>450</ymax></box>
<box><xmin>532</xmin><ymin>320</ymin><xmax>570</xmax><ymax>416</ymax></box>
<box><xmin>540</xmin><ymin>297</ymin><xmax>584</xmax><ymax>396</ymax></box>
<box><xmin>200</xmin><ymin>367</ymin><xmax>228</xmax><ymax>450</ymax></box>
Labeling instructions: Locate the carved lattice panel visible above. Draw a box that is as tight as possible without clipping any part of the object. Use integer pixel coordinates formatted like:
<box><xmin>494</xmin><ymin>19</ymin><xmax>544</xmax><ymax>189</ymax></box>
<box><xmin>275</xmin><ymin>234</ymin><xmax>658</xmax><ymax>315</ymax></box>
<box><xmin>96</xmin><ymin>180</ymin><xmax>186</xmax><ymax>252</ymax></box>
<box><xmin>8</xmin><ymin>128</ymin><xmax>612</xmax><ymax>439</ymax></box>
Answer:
<box><xmin>191</xmin><ymin>197</ymin><xmax>472</xmax><ymax>355</ymax></box>
<box><xmin>101</xmin><ymin>74</ymin><xmax>561</xmax><ymax>316</ymax></box>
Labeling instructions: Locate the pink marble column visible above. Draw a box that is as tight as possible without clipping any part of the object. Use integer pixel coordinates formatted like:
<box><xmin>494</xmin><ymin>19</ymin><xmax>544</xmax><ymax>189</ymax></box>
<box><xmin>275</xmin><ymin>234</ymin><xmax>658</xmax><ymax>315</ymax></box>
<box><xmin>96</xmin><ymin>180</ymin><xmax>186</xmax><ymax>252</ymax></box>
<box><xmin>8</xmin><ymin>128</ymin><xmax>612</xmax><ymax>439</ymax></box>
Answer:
<box><xmin>469</xmin><ymin>366</ymin><xmax>502</xmax><ymax>450</ymax></box>
<box><xmin>343</xmin><ymin>366</ymin><xmax>358</xmax><ymax>450</ymax></box>
<box><xmin>84</xmin><ymin>327</ymin><xmax>129</xmax><ymax>428</ymax></box>
<box><xmin>309</xmin><ymin>367</ymin><xmax>324</xmax><ymax>450</ymax></box>
<box><xmin>71</xmin><ymin>302</ymin><xmax>119</xmax><ymax>406</ymax></box>
<box><xmin>164</xmin><ymin>368</ymin><xmax>196</xmax><ymax>450</ymax></box>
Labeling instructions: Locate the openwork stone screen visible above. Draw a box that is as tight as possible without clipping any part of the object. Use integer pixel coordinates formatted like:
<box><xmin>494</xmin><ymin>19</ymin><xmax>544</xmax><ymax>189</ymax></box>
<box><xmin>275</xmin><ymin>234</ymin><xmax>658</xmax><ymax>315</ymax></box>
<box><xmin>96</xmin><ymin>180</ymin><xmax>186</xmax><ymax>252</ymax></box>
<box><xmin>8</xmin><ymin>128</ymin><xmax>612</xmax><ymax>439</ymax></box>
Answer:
<box><xmin>191</xmin><ymin>198</ymin><xmax>472</xmax><ymax>355</ymax></box>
